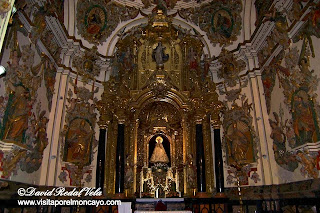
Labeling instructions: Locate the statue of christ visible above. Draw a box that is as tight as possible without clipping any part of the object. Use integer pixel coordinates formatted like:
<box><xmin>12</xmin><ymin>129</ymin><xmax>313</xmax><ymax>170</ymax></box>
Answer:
<box><xmin>150</xmin><ymin>136</ymin><xmax>169</xmax><ymax>163</ymax></box>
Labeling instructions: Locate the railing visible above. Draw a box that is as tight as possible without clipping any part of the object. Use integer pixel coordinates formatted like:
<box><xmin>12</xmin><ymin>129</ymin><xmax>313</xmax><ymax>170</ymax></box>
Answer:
<box><xmin>0</xmin><ymin>197</ymin><xmax>319</xmax><ymax>213</ymax></box>
<box><xmin>184</xmin><ymin>198</ymin><xmax>320</xmax><ymax>213</ymax></box>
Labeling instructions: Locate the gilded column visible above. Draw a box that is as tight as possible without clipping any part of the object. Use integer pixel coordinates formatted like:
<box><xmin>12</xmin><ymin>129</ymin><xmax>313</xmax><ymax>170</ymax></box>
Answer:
<box><xmin>182</xmin><ymin>118</ymin><xmax>188</xmax><ymax>194</ymax></box>
<box><xmin>133</xmin><ymin>119</ymin><xmax>139</xmax><ymax>193</ymax></box>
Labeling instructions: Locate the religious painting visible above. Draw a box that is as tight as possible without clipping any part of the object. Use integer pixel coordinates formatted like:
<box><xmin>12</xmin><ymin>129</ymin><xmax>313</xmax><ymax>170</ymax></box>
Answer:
<box><xmin>64</xmin><ymin>118</ymin><xmax>94</xmax><ymax>165</ymax></box>
<box><xmin>269</xmin><ymin>112</ymin><xmax>298</xmax><ymax>172</ymax></box>
<box><xmin>59</xmin><ymin>85</ymin><xmax>98</xmax><ymax>186</ymax></box>
<box><xmin>225</xmin><ymin>120</ymin><xmax>254</xmax><ymax>167</ymax></box>
<box><xmin>0</xmin><ymin>43</ymin><xmax>52</xmax><ymax>177</ymax></box>
<box><xmin>178</xmin><ymin>0</ymin><xmax>242</xmax><ymax>46</ymax></box>
<box><xmin>212</xmin><ymin>9</ymin><xmax>234</xmax><ymax>39</ymax></box>
<box><xmin>1</xmin><ymin>85</ymin><xmax>31</xmax><ymax>145</ymax></box>
<box><xmin>291</xmin><ymin>89</ymin><xmax>320</xmax><ymax>147</ymax></box>
<box><xmin>77</xmin><ymin>0</ymin><xmax>139</xmax><ymax>44</ymax></box>
<box><xmin>85</xmin><ymin>5</ymin><xmax>107</xmax><ymax>35</ymax></box>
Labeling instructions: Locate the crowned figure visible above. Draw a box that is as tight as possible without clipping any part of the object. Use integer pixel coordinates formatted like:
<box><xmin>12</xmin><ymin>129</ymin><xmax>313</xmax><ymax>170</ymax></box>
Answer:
<box><xmin>150</xmin><ymin>136</ymin><xmax>169</xmax><ymax>163</ymax></box>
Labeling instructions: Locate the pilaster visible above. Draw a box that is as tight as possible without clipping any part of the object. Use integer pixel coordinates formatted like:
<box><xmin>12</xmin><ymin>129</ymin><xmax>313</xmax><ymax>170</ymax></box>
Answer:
<box><xmin>39</xmin><ymin>69</ymin><xmax>70</xmax><ymax>185</ymax></box>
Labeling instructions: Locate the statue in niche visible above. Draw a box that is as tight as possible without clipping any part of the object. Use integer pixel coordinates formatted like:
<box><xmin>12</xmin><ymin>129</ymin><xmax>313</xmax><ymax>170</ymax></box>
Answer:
<box><xmin>186</xmin><ymin>153</ymin><xmax>196</xmax><ymax>189</ymax></box>
<box><xmin>292</xmin><ymin>90</ymin><xmax>319</xmax><ymax>146</ymax></box>
<box><xmin>152</xmin><ymin>42</ymin><xmax>169</xmax><ymax>66</ymax></box>
<box><xmin>226</xmin><ymin>121</ymin><xmax>253</xmax><ymax>166</ymax></box>
<box><xmin>65</xmin><ymin>118</ymin><xmax>93</xmax><ymax>165</ymax></box>
<box><xmin>150</xmin><ymin>136</ymin><xmax>169</xmax><ymax>163</ymax></box>
<box><xmin>3</xmin><ymin>85</ymin><xmax>31</xmax><ymax>144</ymax></box>
<box><xmin>188</xmin><ymin>47</ymin><xmax>198</xmax><ymax>71</ymax></box>
<box><xmin>124</xmin><ymin>154</ymin><xmax>134</xmax><ymax>189</ymax></box>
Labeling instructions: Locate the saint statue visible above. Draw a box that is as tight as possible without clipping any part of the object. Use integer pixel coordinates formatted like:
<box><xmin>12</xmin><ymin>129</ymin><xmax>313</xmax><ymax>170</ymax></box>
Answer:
<box><xmin>152</xmin><ymin>42</ymin><xmax>169</xmax><ymax>66</ymax></box>
<box><xmin>150</xmin><ymin>136</ymin><xmax>169</xmax><ymax>163</ymax></box>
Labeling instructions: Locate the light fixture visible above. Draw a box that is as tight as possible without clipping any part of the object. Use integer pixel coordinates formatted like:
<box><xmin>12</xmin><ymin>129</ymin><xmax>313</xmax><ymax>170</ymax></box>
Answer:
<box><xmin>0</xmin><ymin>65</ymin><xmax>6</xmax><ymax>76</ymax></box>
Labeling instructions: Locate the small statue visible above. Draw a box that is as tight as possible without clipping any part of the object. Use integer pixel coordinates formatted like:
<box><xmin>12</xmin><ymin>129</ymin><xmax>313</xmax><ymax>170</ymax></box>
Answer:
<box><xmin>152</xmin><ymin>42</ymin><xmax>169</xmax><ymax>66</ymax></box>
<box><xmin>186</xmin><ymin>153</ymin><xmax>196</xmax><ymax>188</ymax></box>
<box><xmin>124</xmin><ymin>154</ymin><xmax>134</xmax><ymax>189</ymax></box>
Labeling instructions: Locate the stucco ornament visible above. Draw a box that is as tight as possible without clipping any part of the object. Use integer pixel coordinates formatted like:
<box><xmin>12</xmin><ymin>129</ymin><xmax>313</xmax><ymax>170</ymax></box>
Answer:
<box><xmin>0</xmin><ymin>0</ymin><xmax>11</xmax><ymax>16</ymax></box>
<box><xmin>178</xmin><ymin>0</ymin><xmax>242</xmax><ymax>46</ymax></box>
<box><xmin>222</xmin><ymin>97</ymin><xmax>260</xmax><ymax>186</ymax></box>
<box><xmin>73</xmin><ymin>46</ymin><xmax>101</xmax><ymax>84</ymax></box>
<box><xmin>222</xmin><ymin>96</ymin><xmax>259</xmax><ymax>168</ymax></box>
<box><xmin>269</xmin><ymin>111</ymin><xmax>298</xmax><ymax>172</ymax></box>
<box><xmin>76</xmin><ymin>0</ymin><xmax>139</xmax><ymax>44</ymax></box>
<box><xmin>217</xmin><ymin>48</ymin><xmax>247</xmax><ymax>103</ymax></box>
<box><xmin>278</xmin><ymin>47</ymin><xmax>320</xmax><ymax>147</ymax></box>
<box><xmin>59</xmin><ymin>83</ymin><xmax>98</xmax><ymax>186</ymax></box>
<box><xmin>0</xmin><ymin>45</ymin><xmax>51</xmax><ymax>177</ymax></box>
<box><xmin>226</xmin><ymin>164</ymin><xmax>260</xmax><ymax>186</ymax></box>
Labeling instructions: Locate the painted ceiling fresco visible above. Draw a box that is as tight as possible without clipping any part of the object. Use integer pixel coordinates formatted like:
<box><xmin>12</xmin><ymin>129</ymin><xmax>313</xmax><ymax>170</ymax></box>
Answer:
<box><xmin>76</xmin><ymin>0</ymin><xmax>243</xmax><ymax>46</ymax></box>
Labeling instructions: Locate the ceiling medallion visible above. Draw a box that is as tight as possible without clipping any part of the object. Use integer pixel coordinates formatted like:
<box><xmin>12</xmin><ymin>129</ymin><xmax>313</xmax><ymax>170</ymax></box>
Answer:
<box><xmin>178</xmin><ymin>0</ymin><xmax>242</xmax><ymax>46</ymax></box>
<box><xmin>76</xmin><ymin>0</ymin><xmax>139</xmax><ymax>44</ymax></box>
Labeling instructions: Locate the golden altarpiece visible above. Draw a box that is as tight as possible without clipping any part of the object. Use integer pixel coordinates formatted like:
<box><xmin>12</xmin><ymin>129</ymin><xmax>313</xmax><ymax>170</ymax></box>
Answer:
<box><xmin>97</xmin><ymin>10</ymin><xmax>223</xmax><ymax>198</ymax></box>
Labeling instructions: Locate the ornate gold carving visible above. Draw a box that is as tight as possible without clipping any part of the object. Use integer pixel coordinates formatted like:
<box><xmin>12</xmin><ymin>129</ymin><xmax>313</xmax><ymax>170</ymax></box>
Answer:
<box><xmin>98</xmin><ymin>10</ymin><xmax>222</xmax><ymax>197</ymax></box>
<box><xmin>203</xmin><ymin>117</ymin><xmax>215</xmax><ymax>193</ymax></box>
